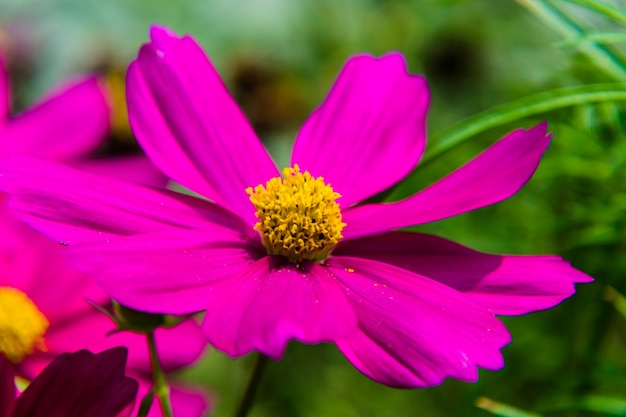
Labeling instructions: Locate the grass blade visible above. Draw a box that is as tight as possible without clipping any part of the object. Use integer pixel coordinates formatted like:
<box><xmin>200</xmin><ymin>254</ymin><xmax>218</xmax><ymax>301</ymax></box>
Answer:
<box><xmin>517</xmin><ymin>0</ymin><xmax>626</xmax><ymax>80</ymax></box>
<box><xmin>426</xmin><ymin>83</ymin><xmax>626</xmax><ymax>164</ymax></box>
<box><xmin>476</xmin><ymin>397</ymin><xmax>544</xmax><ymax>417</ymax></box>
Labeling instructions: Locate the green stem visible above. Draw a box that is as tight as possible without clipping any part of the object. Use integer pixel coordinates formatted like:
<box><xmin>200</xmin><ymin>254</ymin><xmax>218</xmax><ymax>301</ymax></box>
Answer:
<box><xmin>517</xmin><ymin>0</ymin><xmax>626</xmax><ymax>80</ymax></box>
<box><xmin>234</xmin><ymin>354</ymin><xmax>268</xmax><ymax>417</ymax></box>
<box><xmin>137</xmin><ymin>389</ymin><xmax>156</xmax><ymax>417</ymax></box>
<box><xmin>147</xmin><ymin>331</ymin><xmax>173</xmax><ymax>417</ymax></box>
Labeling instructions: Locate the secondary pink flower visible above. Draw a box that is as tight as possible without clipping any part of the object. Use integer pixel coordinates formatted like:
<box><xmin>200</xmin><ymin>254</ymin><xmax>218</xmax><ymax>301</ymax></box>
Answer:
<box><xmin>0</xmin><ymin>51</ymin><xmax>206</xmax><ymax>415</ymax></box>
<box><xmin>1</xmin><ymin>348</ymin><xmax>138</xmax><ymax>417</ymax></box>
<box><xmin>0</xmin><ymin>200</ymin><xmax>208</xmax><ymax>417</ymax></box>
<box><xmin>0</xmin><ymin>26</ymin><xmax>592</xmax><ymax>388</ymax></box>
<box><xmin>0</xmin><ymin>53</ymin><xmax>109</xmax><ymax>161</ymax></box>
<box><xmin>0</xmin><ymin>52</ymin><xmax>168</xmax><ymax>188</ymax></box>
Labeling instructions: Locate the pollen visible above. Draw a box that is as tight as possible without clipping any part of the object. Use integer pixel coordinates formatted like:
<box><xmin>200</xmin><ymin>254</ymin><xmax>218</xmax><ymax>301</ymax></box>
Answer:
<box><xmin>0</xmin><ymin>287</ymin><xmax>49</xmax><ymax>363</ymax></box>
<box><xmin>246</xmin><ymin>164</ymin><xmax>346</xmax><ymax>263</ymax></box>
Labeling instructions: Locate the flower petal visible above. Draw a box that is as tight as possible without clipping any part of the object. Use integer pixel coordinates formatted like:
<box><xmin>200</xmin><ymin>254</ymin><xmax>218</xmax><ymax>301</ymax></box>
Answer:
<box><xmin>343</xmin><ymin>123</ymin><xmax>551</xmax><ymax>239</ymax></box>
<box><xmin>69</xmin><ymin>154</ymin><xmax>169</xmax><ymax>188</ymax></box>
<box><xmin>13</xmin><ymin>349</ymin><xmax>138</xmax><ymax>417</ymax></box>
<box><xmin>202</xmin><ymin>256</ymin><xmax>358</xmax><ymax>359</ymax></box>
<box><xmin>335</xmin><ymin>232</ymin><xmax>592</xmax><ymax>315</ymax></box>
<box><xmin>292</xmin><ymin>53</ymin><xmax>429</xmax><ymax>208</ymax></box>
<box><xmin>37</xmin><ymin>306</ymin><xmax>206</xmax><ymax>376</ymax></box>
<box><xmin>169</xmin><ymin>386</ymin><xmax>210</xmax><ymax>417</ymax></box>
<box><xmin>154</xmin><ymin>320</ymin><xmax>207</xmax><ymax>373</ymax></box>
<box><xmin>0</xmin><ymin>355</ymin><xmax>16</xmax><ymax>417</ymax></box>
<box><xmin>127</xmin><ymin>25</ymin><xmax>278</xmax><ymax>224</ymax></box>
<box><xmin>0</xmin><ymin>156</ymin><xmax>248</xmax><ymax>244</ymax></box>
<box><xmin>0</xmin><ymin>200</ymin><xmax>108</xmax><ymax>321</ymax></box>
<box><xmin>65</xmin><ymin>231</ymin><xmax>265</xmax><ymax>315</ymax></box>
<box><xmin>326</xmin><ymin>256</ymin><xmax>510</xmax><ymax>388</ymax></box>
<box><xmin>132</xmin><ymin>381</ymin><xmax>209</xmax><ymax>417</ymax></box>
<box><xmin>0</xmin><ymin>77</ymin><xmax>110</xmax><ymax>161</ymax></box>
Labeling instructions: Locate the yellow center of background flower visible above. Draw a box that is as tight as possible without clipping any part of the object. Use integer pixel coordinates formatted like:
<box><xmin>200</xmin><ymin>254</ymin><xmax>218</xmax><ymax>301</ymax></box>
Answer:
<box><xmin>247</xmin><ymin>165</ymin><xmax>345</xmax><ymax>263</ymax></box>
<box><xmin>0</xmin><ymin>287</ymin><xmax>49</xmax><ymax>363</ymax></box>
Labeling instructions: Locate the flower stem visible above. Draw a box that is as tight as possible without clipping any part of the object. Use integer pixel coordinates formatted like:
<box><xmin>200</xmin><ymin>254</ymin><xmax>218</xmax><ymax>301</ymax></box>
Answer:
<box><xmin>147</xmin><ymin>331</ymin><xmax>173</xmax><ymax>417</ymax></box>
<box><xmin>234</xmin><ymin>354</ymin><xmax>268</xmax><ymax>417</ymax></box>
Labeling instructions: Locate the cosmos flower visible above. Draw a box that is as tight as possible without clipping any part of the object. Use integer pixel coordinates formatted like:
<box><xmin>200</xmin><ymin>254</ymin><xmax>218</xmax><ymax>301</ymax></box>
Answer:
<box><xmin>0</xmin><ymin>51</ymin><xmax>165</xmax><ymax>187</ymax></box>
<box><xmin>0</xmin><ymin>52</ymin><xmax>207</xmax><ymax>416</ymax></box>
<box><xmin>1</xmin><ymin>348</ymin><xmax>138</xmax><ymax>417</ymax></box>
<box><xmin>0</xmin><ymin>53</ymin><xmax>109</xmax><ymax>161</ymax></box>
<box><xmin>0</xmin><ymin>26</ymin><xmax>592</xmax><ymax>388</ymax></box>
<box><xmin>0</xmin><ymin>199</ymin><xmax>208</xmax><ymax>417</ymax></box>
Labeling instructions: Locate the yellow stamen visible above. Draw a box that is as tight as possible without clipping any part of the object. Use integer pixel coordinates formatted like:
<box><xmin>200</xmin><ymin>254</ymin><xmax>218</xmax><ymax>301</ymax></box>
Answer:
<box><xmin>246</xmin><ymin>164</ymin><xmax>346</xmax><ymax>263</ymax></box>
<box><xmin>104</xmin><ymin>68</ymin><xmax>133</xmax><ymax>140</ymax></box>
<box><xmin>0</xmin><ymin>287</ymin><xmax>49</xmax><ymax>363</ymax></box>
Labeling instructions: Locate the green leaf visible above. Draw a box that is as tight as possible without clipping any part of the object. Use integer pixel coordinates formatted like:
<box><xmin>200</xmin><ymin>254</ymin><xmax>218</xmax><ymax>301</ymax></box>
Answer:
<box><xmin>552</xmin><ymin>394</ymin><xmax>626</xmax><ymax>415</ymax></box>
<box><xmin>576</xmin><ymin>395</ymin><xmax>626</xmax><ymax>416</ymax></box>
<box><xmin>557</xmin><ymin>32</ymin><xmax>626</xmax><ymax>48</ymax></box>
<box><xmin>137</xmin><ymin>388</ymin><xmax>157</xmax><ymax>417</ymax></box>
<box><xmin>604</xmin><ymin>285</ymin><xmax>626</xmax><ymax>321</ymax></box>
<box><xmin>425</xmin><ymin>83</ymin><xmax>626</xmax><ymax>164</ymax></box>
<box><xmin>476</xmin><ymin>397</ymin><xmax>544</xmax><ymax>417</ymax></box>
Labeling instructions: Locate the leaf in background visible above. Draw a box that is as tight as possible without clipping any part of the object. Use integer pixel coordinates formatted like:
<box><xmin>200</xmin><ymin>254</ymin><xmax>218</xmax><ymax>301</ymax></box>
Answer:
<box><xmin>575</xmin><ymin>395</ymin><xmax>626</xmax><ymax>416</ymax></box>
<box><xmin>425</xmin><ymin>83</ymin><xmax>626</xmax><ymax>165</ymax></box>
<box><xmin>604</xmin><ymin>285</ymin><xmax>626</xmax><ymax>320</ymax></box>
<box><xmin>562</xmin><ymin>0</ymin><xmax>626</xmax><ymax>26</ymax></box>
<box><xmin>476</xmin><ymin>397</ymin><xmax>544</xmax><ymax>417</ymax></box>
<box><xmin>517</xmin><ymin>0</ymin><xmax>626</xmax><ymax>81</ymax></box>
<box><xmin>557</xmin><ymin>32</ymin><xmax>626</xmax><ymax>48</ymax></box>
<box><xmin>549</xmin><ymin>394</ymin><xmax>626</xmax><ymax>416</ymax></box>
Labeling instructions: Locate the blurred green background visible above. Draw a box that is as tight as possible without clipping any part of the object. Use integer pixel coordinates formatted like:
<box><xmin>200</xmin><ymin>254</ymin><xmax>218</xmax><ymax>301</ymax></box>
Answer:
<box><xmin>2</xmin><ymin>0</ymin><xmax>626</xmax><ymax>416</ymax></box>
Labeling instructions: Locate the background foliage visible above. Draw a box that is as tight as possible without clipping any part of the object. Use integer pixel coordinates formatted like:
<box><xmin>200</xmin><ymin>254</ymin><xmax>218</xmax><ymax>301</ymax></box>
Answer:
<box><xmin>1</xmin><ymin>0</ymin><xmax>625</xmax><ymax>416</ymax></box>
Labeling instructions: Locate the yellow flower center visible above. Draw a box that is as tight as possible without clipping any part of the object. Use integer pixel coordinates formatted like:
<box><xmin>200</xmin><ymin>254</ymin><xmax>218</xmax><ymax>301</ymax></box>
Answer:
<box><xmin>104</xmin><ymin>67</ymin><xmax>133</xmax><ymax>140</ymax></box>
<box><xmin>0</xmin><ymin>287</ymin><xmax>49</xmax><ymax>363</ymax></box>
<box><xmin>246</xmin><ymin>165</ymin><xmax>345</xmax><ymax>263</ymax></box>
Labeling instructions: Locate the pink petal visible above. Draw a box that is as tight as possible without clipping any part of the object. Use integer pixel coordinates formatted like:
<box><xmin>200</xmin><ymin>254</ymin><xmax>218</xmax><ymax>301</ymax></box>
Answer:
<box><xmin>335</xmin><ymin>232</ymin><xmax>592</xmax><ymax>315</ymax></box>
<box><xmin>343</xmin><ymin>123</ymin><xmax>552</xmax><ymax>239</ymax></box>
<box><xmin>133</xmin><ymin>381</ymin><xmax>209</xmax><ymax>417</ymax></box>
<box><xmin>65</xmin><ymin>231</ymin><xmax>265</xmax><ymax>315</ymax></box>
<box><xmin>0</xmin><ymin>77</ymin><xmax>110</xmax><ymax>161</ymax></box>
<box><xmin>0</xmin><ymin>204</ymin><xmax>107</xmax><ymax>321</ymax></box>
<box><xmin>326</xmin><ymin>256</ymin><xmax>510</xmax><ymax>388</ymax></box>
<box><xmin>153</xmin><ymin>320</ymin><xmax>207</xmax><ymax>372</ymax></box>
<box><xmin>292</xmin><ymin>53</ymin><xmax>429</xmax><ymax>208</ymax></box>
<box><xmin>38</xmin><ymin>306</ymin><xmax>206</xmax><ymax>375</ymax></box>
<box><xmin>0</xmin><ymin>156</ymin><xmax>249</xmax><ymax>244</ymax></box>
<box><xmin>202</xmin><ymin>256</ymin><xmax>358</xmax><ymax>359</ymax></box>
<box><xmin>127</xmin><ymin>25</ymin><xmax>278</xmax><ymax>225</ymax></box>
<box><xmin>0</xmin><ymin>355</ymin><xmax>16</xmax><ymax>417</ymax></box>
<box><xmin>69</xmin><ymin>154</ymin><xmax>169</xmax><ymax>188</ymax></box>
<box><xmin>169</xmin><ymin>386</ymin><xmax>210</xmax><ymax>417</ymax></box>
<box><xmin>292</xmin><ymin>53</ymin><xmax>430</xmax><ymax>207</ymax></box>
<box><xmin>0</xmin><ymin>53</ymin><xmax>9</xmax><ymax>122</ymax></box>
<box><xmin>14</xmin><ymin>349</ymin><xmax>138</xmax><ymax>417</ymax></box>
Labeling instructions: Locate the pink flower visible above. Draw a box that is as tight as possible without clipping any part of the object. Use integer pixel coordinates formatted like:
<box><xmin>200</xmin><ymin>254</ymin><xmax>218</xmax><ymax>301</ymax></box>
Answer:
<box><xmin>1</xmin><ymin>348</ymin><xmax>138</xmax><ymax>417</ymax></box>
<box><xmin>0</xmin><ymin>199</ymin><xmax>209</xmax><ymax>417</ymax></box>
<box><xmin>0</xmin><ymin>54</ymin><xmax>207</xmax><ymax>415</ymax></box>
<box><xmin>0</xmin><ymin>26</ymin><xmax>592</xmax><ymax>388</ymax></box>
<box><xmin>0</xmin><ymin>54</ymin><xmax>109</xmax><ymax>162</ymax></box>
<box><xmin>0</xmin><ymin>52</ymin><xmax>165</xmax><ymax>187</ymax></box>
